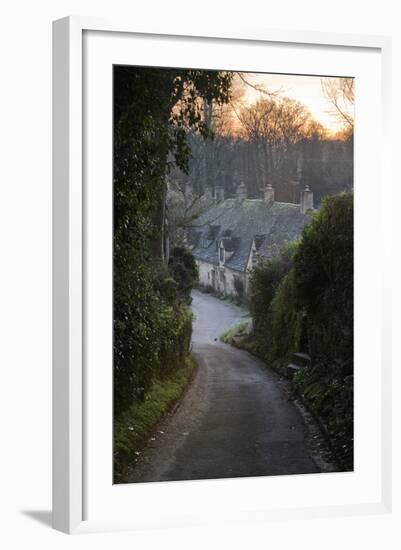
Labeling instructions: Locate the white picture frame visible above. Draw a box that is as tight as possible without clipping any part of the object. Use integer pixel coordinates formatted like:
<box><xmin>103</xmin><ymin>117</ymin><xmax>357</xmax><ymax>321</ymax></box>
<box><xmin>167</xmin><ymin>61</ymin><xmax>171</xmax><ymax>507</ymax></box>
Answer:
<box><xmin>52</xmin><ymin>16</ymin><xmax>392</xmax><ymax>534</ymax></box>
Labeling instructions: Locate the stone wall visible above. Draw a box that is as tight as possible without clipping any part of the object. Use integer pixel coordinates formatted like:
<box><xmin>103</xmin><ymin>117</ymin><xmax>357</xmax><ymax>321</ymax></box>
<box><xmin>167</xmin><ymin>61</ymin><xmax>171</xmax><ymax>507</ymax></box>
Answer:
<box><xmin>197</xmin><ymin>260</ymin><xmax>246</xmax><ymax>297</ymax></box>
<box><xmin>197</xmin><ymin>260</ymin><xmax>214</xmax><ymax>288</ymax></box>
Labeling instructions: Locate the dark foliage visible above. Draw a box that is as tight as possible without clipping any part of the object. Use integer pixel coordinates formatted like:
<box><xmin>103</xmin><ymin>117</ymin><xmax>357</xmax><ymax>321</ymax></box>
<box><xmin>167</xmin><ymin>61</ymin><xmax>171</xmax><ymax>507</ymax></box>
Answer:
<box><xmin>270</xmin><ymin>269</ymin><xmax>304</xmax><ymax>361</ymax></box>
<box><xmin>292</xmin><ymin>193</ymin><xmax>354</xmax><ymax>467</ymax></box>
<box><xmin>233</xmin><ymin>275</ymin><xmax>245</xmax><ymax>300</ymax></box>
<box><xmin>168</xmin><ymin>247</ymin><xmax>199</xmax><ymax>304</ymax></box>
<box><xmin>172</xmin><ymin>132</ymin><xmax>353</xmax><ymax>204</ymax></box>
<box><xmin>293</xmin><ymin>193</ymin><xmax>354</xmax><ymax>367</ymax></box>
<box><xmin>247</xmin><ymin>193</ymin><xmax>354</xmax><ymax>468</ymax></box>
<box><xmin>113</xmin><ymin>66</ymin><xmax>232</xmax><ymax>418</ymax></box>
<box><xmin>248</xmin><ymin>243</ymin><xmax>296</xmax><ymax>360</ymax></box>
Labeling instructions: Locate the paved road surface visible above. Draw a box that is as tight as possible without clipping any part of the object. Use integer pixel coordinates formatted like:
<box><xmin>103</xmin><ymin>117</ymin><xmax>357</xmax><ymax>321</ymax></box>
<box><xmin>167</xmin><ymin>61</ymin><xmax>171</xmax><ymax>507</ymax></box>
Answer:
<box><xmin>126</xmin><ymin>290</ymin><xmax>319</xmax><ymax>482</ymax></box>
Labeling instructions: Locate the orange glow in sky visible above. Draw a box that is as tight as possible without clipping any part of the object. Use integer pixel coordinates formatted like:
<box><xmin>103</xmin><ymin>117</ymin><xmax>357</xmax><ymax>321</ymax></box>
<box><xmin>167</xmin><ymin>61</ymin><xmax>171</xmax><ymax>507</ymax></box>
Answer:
<box><xmin>238</xmin><ymin>72</ymin><xmax>353</xmax><ymax>133</ymax></box>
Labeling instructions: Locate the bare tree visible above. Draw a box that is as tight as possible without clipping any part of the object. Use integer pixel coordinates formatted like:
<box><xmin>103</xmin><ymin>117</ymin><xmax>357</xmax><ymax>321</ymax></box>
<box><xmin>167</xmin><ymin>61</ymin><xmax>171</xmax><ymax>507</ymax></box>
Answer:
<box><xmin>321</xmin><ymin>77</ymin><xmax>354</xmax><ymax>132</ymax></box>
<box><xmin>167</xmin><ymin>73</ymin><xmax>353</xmax><ymax>223</ymax></box>
<box><xmin>236</xmin><ymin>97</ymin><xmax>313</xmax><ymax>191</ymax></box>
<box><xmin>167</xmin><ymin>179</ymin><xmax>214</xmax><ymax>246</ymax></box>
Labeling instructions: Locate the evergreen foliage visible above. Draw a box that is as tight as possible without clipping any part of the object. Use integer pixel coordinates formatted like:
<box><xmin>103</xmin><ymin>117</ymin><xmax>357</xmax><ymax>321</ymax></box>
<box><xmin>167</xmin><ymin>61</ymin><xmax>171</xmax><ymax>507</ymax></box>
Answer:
<box><xmin>248</xmin><ymin>242</ymin><xmax>297</xmax><ymax>359</ymax></box>
<box><xmin>168</xmin><ymin>247</ymin><xmax>199</xmax><ymax>304</ymax></box>
<box><xmin>113</xmin><ymin>66</ymin><xmax>232</xmax><ymax>418</ymax></box>
<box><xmin>247</xmin><ymin>193</ymin><xmax>354</xmax><ymax>468</ymax></box>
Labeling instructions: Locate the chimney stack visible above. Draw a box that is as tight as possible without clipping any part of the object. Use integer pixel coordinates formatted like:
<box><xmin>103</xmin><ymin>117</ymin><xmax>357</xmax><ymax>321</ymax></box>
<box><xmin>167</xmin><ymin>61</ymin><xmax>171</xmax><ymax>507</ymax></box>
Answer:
<box><xmin>215</xmin><ymin>185</ymin><xmax>225</xmax><ymax>202</ymax></box>
<box><xmin>264</xmin><ymin>183</ymin><xmax>275</xmax><ymax>203</ymax></box>
<box><xmin>300</xmin><ymin>185</ymin><xmax>314</xmax><ymax>214</ymax></box>
<box><xmin>237</xmin><ymin>181</ymin><xmax>247</xmax><ymax>200</ymax></box>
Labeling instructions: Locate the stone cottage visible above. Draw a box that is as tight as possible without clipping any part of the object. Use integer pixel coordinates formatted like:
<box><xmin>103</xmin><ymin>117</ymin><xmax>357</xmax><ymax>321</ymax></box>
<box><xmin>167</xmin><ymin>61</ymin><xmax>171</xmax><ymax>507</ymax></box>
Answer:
<box><xmin>190</xmin><ymin>183</ymin><xmax>314</xmax><ymax>297</ymax></box>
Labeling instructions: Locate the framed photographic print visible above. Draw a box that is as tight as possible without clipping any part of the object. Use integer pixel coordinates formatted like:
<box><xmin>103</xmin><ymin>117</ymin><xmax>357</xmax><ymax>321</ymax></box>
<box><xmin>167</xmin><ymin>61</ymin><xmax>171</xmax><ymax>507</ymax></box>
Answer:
<box><xmin>52</xmin><ymin>17</ymin><xmax>392</xmax><ymax>534</ymax></box>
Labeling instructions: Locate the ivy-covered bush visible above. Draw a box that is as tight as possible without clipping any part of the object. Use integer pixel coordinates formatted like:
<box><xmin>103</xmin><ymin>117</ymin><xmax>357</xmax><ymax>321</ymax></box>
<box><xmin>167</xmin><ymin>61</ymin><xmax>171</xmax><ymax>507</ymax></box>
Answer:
<box><xmin>293</xmin><ymin>193</ymin><xmax>354</xmax><ymax>369</ymax></box>
<box><xmin>292</xmin><ymin>193</ymin><xmax>354</xmax><ymax>467</ymax></box>
<box><xmin>233</xmin><ymin>275</ymin><xmax>245</xmax><ymax>300</ymax></box>
<box><xmin>113</xmin><ymin>66</ymin><xmax>232</xmax><ymax>419</ymax></box>
<box><xmin>247</xmin><ymin>193</ymin><xmax>354</xmax><ymax>468</ymax></box>
<box><xmin>248</xmin><ymin>242</ymin><xmax>297</xmax><ymax>362</ymax></box>
<box><xmin>168</xmin><ymin>247</ymin><xmax>199</xmax><ymax>304</ymax></box>
<box><xmin>270</xmin><ymin>269</ymin><xmax>304</xmax><ymax>362</ymax></box>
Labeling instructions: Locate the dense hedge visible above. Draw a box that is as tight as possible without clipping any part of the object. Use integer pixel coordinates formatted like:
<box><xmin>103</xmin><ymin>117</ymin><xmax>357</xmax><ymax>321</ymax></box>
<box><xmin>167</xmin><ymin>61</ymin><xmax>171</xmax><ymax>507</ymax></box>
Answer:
<box><xmin>293</xmin><ymin>193</ymin><xmax>354</xmax><ymax>370</ymax></box>
<box><xmin>292</xmin><ymin>193</ymin><xmax>353</xmax><ymax>467</ymax></box>
<box><xmin>248</xmin><ymin>242</ymin><xmax>297</xmax><ymax>362</ymax></box>
<box><xmin>270</xmin><ymin>269</ymin><xmax>305</xmax><ymax>361</ymax></box>
<box><xmin>113</xmin><ymin>67</ymin><xmax>231</xmax><ymax>419</ymax></box>
<box><xmin>114</xmin><ymin>257</ymin><xmax>194</xmax><ymax>418</ymax></box>
<box><xmin>168</xmin><ymin>247</ymin><xmax>199</xmax><ymax>305</ymax></box>
<box><xmin>248</xmin><ymin>193</ymin><xmax>354</xmax><ymax>468</ymax></box>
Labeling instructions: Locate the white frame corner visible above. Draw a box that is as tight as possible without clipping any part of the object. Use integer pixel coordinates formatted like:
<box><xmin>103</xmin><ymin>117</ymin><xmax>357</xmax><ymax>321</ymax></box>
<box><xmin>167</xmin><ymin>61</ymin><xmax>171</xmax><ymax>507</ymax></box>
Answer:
<box><xmin>52</xmin><ymin>16</ymin><xmax>392</xmax><ymax>534</ymax></box>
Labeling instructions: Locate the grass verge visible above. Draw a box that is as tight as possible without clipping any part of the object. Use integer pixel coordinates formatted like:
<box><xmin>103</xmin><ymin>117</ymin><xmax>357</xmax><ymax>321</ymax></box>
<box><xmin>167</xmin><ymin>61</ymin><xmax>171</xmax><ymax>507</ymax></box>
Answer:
<box><xmin>220</xmin><ymin>320</ymin><xmax>252</xmax><ymax>345</ymax></box>
<box><xmin>114</xmin><ymin>355</ymin><xmax>198</xmax><ymax>482</ymax></box>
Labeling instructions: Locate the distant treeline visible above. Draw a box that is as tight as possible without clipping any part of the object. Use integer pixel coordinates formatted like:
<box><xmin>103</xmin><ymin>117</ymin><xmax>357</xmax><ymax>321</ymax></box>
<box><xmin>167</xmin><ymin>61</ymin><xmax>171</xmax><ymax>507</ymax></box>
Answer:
<box><xmin>172</xmin><ymin>131</ymin><xmax>353</xmax><ymax>205</ymax></box>
<box><xmin>171</xmin><ymin>92</ymin><xmax>353</xmax><ymax>206</ymax></box>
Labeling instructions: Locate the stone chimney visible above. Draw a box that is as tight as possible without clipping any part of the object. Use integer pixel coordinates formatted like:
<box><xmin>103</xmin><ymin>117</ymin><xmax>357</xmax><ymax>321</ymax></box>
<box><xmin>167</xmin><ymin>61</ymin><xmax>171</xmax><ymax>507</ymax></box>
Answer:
<box><xmin>300</xmin><ymin>185</ymin><xmax>314</xmax><ymax>214</ymax></box>
<box><xmin>215</xmin><ymin>185</ymin><xmax>225</xmax><ymax>202</ymax></box>
<box><xmin>237</xmin><ymin>181</ymin><xmax>247</xmax><ymax>200</ymax></box>
<box><xmin>264</xmin><ymin>183</ymin><xmax>275</xmax><ymax>203</ymax></box>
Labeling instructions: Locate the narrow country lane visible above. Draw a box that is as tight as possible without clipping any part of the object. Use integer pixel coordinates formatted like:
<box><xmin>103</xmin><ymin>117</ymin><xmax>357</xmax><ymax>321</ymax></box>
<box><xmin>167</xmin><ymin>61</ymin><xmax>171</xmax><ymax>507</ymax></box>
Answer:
<box><xmin>126</xmin><ymin>290</ymin><xmax>319</xmax><ymax>482</ymax></box>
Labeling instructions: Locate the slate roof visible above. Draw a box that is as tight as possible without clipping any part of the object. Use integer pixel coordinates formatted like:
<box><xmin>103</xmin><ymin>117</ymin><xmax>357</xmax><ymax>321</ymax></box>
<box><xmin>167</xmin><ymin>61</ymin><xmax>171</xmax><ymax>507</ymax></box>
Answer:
<box><xmin>190</xmin><ymin>198</ymin><xmax>310</xmax><ymax>273</ymax></box>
